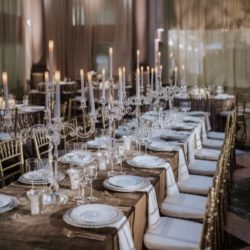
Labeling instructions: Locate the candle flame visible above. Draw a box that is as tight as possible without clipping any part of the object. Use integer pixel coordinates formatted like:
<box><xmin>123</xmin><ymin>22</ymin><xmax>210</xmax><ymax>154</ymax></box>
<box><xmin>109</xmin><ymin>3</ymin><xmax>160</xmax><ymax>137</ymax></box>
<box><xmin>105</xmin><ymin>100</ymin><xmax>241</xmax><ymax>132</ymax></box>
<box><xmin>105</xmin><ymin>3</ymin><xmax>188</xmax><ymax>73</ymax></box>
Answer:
<box><xmin>44</xmin><ymin>72</ymin><xmax>49</xmax><ymax>82</ymax></box>
<box><xmin>48</xmin><ymin>40</ymin><xmax>54</xmax><ymax>50</ymax></box>
<box><xmin>55</xmin><ymin>71</ymin><xmax>60</xmax><ymax>83</ymax></box>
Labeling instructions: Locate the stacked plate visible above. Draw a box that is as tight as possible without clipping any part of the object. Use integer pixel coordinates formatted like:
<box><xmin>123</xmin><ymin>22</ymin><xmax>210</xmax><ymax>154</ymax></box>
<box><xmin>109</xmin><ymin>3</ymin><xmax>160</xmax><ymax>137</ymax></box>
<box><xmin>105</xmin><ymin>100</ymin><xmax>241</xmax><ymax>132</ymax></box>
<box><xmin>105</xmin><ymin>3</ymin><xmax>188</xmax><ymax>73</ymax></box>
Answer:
<box><xmin>63</xmin><ymin>204</ymin><xmax>123</xmax><ymax>228</ymax></box>
<box><xmin>160</xmin><ymin>129</ymin><xmax>190</xmax><ymax>141</ymax></box>
<box><xmin>171</xmin><ymin>122</ymin><xmax>196</xmax><ymax>131</ymax></box>
<box><xmin>147</xmin><ymin>141</ymin><xmax>178</xmax><ymax>152</ymax></box>
<box><xmin>19</xmin><ymin>169</ymin><xmax>65</xmax><ymax>185</ymax></box>
<box><xmin>58</xmin><ymin>151</ymin><xmax>92</xmax><ymax>164</ymax></box>
<box><xmin>115</xmin><ymin>127</ymin><xmax>132</xmax><ymax>137</ymax></box>
<box><xmin>87</xmin><ymin>137</ymin><xmax>107</xmax><ymax>149</ymax></box>
<box><xmin>0</xmin><ymin>194</ymin><xmax>18</xmax><ymax>213</ymax></box>
<box><xmin>103</xmin><ymin>175</ymin><xmax>149</xmax><ymax>192</ymax></box>
<box><xmin>183</xmin><ymin>116</ymin><xmax>201</xmax><ymax>123</ymax></box>
<box><xmin>127</xmin><ymin>155</ymin><xmax>166</xmax><ymax>168</ymax></box>
<box><xmin>187</xmin><ymin>111</ymin><xmax>205</xmax><ymax>117</ymax></box>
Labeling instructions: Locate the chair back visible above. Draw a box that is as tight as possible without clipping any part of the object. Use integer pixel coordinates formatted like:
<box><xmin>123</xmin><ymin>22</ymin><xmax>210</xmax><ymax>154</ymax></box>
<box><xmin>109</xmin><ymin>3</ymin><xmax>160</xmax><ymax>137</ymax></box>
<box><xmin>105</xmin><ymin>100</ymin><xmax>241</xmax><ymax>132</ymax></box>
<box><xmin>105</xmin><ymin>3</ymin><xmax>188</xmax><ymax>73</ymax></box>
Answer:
<box><xmin>0</xmin><ymin>138</ymin><xmax>24</xmax><ymax>187</ymax></box>
<box><xmin>32</xmin><ymin>126</ymin><xmax>50</xmax><ymax>159</ymax></box>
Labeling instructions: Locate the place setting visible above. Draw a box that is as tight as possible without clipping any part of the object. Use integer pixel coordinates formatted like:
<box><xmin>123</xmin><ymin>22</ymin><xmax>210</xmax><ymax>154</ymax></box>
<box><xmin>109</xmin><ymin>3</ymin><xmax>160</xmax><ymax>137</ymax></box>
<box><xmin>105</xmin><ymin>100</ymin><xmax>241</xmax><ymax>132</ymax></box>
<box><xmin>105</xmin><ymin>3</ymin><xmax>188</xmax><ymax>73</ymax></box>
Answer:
<box><xmin>160</xmin><ymin>129</ymin><xmax>190</xmax><ymax>141</ymax></box>
<box><xmin>0</xmin><ymin>194</ymin><xmax>18</xmax><ymax>213</ymax></box>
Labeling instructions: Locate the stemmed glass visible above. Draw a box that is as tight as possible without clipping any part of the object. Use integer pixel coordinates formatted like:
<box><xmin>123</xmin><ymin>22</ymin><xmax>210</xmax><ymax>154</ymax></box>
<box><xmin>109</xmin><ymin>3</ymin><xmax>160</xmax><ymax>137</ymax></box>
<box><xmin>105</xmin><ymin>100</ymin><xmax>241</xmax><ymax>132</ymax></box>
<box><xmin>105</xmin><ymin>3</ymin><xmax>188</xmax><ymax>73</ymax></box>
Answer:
<box><xmin>86</xmin><ymin>161</ymin><xmax>98</xmax><ymax>202</ymax></box>
<box><xmin>114</xmin><ymin>139</ymin><xmax>126</xmax><ymax>175</ymax></box>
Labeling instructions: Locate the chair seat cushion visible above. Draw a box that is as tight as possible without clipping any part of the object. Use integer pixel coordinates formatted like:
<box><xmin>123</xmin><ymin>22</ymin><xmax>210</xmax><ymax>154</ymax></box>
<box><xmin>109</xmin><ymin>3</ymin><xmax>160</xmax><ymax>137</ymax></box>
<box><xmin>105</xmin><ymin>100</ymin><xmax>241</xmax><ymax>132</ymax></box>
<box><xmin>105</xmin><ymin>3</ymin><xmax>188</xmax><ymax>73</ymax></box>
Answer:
<box><xmin>160</xmin><ymin>193</ymin><xmax>207</xmax><ymax>219</ymax></box>
<box><xmin>195</xmin><ymin>148</ymin><xmax>220</xmax><ymax>161</ymax></box>
<box><xmin>178</xmin><ymin>175</ymin><xmax>213</xmax><ymax>195</ymax></box>
<box><xmin>188</xmin><ymin>159</ymin><xmax>217</xmax><ymax>176</ymax></box>
<box><xmin>207</xmin><ymin>131</ymin><xmax>225</xmax><ymax>140</ymax></box>
<box><xmin>202</xmin><ymin>139</ymin><xmax>223</xmax><ymax>150</ymax></box>
<box><xmin>144</xmin><ymin>217</ymin><xmax>202</xmax><ymax>250</ymax></box>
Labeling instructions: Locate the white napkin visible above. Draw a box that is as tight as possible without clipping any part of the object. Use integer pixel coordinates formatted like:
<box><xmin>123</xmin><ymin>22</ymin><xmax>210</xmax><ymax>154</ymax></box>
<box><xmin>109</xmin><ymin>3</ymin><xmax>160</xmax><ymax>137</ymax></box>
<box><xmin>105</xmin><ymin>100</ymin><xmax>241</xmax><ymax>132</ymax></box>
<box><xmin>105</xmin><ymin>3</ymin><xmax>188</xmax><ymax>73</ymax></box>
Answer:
<box><xmin>177</xmin><ymin>147</ymin><xmax>190</xmax><ymax>181</ymax></box>
<box><xmin>112</xmin><ymin>216</ymin><xmax>135</xmax><ymax>250</ymax></box>
<box><xmin>138</xmin><ymin>183</ymin><xmax>160</xmax><ymax>228</ymax></box>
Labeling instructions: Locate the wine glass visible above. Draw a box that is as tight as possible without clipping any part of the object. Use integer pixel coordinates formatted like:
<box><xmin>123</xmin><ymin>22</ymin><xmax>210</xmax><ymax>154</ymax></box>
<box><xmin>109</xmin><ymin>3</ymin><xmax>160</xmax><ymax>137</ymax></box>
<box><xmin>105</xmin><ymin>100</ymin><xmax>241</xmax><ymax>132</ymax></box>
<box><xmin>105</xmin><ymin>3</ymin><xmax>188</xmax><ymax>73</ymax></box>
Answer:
<box><xmin>25</xmin><ymin>158</ymin><xmax>38</xmax><ymax>173</ymax></box>
<box><xmin>86</xmin><ymin>162</ymin><xmax>98</xmax><ymax>202</ymax></box>
<box><xmin>113</xmin><ymin>139</ymin><xmax>126</xmax><ymax>175</ymax></box>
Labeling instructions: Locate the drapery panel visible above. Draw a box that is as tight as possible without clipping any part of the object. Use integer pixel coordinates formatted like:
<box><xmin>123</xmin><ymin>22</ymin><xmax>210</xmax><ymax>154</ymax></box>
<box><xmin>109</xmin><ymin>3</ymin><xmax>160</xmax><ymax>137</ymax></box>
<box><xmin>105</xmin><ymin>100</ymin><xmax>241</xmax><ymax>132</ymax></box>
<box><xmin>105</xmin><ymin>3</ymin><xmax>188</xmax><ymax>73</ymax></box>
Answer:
<box><xmin>0</xmin><ymin>0</ymin><xmax>24</xmax><ymax>96</ymax></box>
<box><xmin>43</xmin><ymin>0</ymin><xmax>133</xmax><ymax>82</ymax></box>
<box><xmin>165</xmin><ymin>0</ymin><xmax>250</xmax><ymax>89</ymax></box>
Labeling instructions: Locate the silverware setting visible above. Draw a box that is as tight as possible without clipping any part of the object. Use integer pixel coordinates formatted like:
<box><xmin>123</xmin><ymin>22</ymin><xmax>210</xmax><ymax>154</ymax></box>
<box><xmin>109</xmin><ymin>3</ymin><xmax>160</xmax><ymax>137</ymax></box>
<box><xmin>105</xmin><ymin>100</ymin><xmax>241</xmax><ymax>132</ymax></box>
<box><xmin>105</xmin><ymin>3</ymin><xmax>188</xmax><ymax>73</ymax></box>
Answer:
<box><xmin>63</xmin><ymin>228</ymin><xmax>106</xmax><ymax>241</ymax></box>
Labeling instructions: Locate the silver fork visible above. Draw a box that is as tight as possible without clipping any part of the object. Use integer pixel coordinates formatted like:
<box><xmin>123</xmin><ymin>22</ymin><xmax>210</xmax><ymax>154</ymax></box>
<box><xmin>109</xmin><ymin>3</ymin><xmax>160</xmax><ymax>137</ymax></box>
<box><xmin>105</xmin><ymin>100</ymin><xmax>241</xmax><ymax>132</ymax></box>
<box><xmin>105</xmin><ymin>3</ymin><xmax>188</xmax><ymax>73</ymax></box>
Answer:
<box><xmin>63</xmin><ymin>228</ymin><xmax>106</xmax><ymax>241</ymax></box>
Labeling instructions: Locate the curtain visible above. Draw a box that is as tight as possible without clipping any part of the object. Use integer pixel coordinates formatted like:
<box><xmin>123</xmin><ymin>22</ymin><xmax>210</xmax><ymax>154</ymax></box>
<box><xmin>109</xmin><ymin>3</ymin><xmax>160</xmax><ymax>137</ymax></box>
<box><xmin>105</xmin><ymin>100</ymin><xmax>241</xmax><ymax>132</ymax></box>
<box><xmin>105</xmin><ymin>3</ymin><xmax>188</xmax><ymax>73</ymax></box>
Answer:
<box><xmin>43</xmin><ymin>0</ymin><xmax>133</xmax><ymax>81</ymax></box>
<box><xmin>0</xmin><ymin>0</ymin><xmax>24</xmax><ymax>97</ymax></box>
<box><xmin>165</xmin><ymin>0</ymin><xmax>250</xmax><ymax>89</ymax></box>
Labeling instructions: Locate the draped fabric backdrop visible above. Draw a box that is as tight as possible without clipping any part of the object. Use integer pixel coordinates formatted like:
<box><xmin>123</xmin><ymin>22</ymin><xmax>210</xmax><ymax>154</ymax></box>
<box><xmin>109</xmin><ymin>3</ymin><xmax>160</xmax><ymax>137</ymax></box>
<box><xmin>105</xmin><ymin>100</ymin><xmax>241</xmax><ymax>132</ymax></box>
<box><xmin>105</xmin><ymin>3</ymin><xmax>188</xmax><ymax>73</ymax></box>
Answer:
<box><xmin>0</xmin><ymin>0</ymin><xmax>24</xmax><ymax>96</ymax></box>
<box><xmin>43</xmin><ymin>0</ymin><xmax>134</xmax><ymax>82</ymax></box>
<box><xmin>164</xmin><ymin>0</ymin><xmax>250</xmax><ymax>89</ymax></box>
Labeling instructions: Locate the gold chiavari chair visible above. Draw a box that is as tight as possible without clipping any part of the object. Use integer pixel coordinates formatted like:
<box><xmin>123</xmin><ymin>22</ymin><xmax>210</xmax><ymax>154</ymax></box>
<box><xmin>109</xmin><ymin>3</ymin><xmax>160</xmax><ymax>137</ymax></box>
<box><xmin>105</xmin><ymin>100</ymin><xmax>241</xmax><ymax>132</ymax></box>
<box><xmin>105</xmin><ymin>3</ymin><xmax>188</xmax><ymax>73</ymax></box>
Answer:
<box><xmin>32</xmin><ymin>126</ymin><xmax>50</xmax><ymax>159</ymax></box>
<box><xmin>0</xmin><ymin>108</ymin><xmax>18</xmax><ymax>137</ymax></box>
<box><xmin>0</xmin><ymin>138</ymin><xmax>24</xmax><ymax>187</ymax></box>
<box><xmin>61</xmin><ymin>117</ymin><xmax>78</xmax><ymax>151</ymax></box>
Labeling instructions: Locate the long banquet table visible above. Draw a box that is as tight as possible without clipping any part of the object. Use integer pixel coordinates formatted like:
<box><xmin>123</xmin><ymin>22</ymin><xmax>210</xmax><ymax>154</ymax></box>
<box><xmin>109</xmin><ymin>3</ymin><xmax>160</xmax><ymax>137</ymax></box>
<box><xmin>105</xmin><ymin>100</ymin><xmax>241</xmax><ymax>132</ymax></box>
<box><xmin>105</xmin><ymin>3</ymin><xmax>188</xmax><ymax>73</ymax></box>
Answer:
<box><xmin>0</xmin><ymin>147</ymin><xmax>179</xmax><ymax>250</ymax></box>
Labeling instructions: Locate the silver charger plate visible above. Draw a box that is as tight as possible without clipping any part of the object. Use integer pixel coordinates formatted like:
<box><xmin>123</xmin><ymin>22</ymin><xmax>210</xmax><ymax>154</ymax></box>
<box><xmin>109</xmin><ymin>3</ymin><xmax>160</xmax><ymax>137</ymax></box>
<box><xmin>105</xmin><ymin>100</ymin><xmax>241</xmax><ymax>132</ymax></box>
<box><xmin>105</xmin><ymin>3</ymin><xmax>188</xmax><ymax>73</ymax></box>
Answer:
<box><xmin>63</xmin><ymin>204</ymin><xmax>123</xmax><ymax>228</ymax></box>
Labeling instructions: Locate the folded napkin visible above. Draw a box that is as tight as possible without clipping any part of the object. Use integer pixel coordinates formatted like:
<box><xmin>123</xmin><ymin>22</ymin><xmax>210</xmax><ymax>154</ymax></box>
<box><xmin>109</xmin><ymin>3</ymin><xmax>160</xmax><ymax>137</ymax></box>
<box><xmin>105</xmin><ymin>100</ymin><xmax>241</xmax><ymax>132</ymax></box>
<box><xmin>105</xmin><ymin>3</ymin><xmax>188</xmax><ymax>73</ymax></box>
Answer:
<box><xmin>138</xmin><ymin>183</ymin><xmax>160</xmax><ymax>228</ymax></box>
<box><xmin>112</xmin><ymin>215</ymin><xmax>135</xmax><ymax>250</ymax></box>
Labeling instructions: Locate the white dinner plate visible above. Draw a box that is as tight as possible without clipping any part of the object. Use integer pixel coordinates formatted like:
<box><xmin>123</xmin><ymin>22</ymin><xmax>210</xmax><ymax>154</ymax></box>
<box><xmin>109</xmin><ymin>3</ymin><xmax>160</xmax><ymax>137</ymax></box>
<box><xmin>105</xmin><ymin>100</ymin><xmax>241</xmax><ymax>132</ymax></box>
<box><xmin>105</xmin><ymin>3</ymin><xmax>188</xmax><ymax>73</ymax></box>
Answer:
<box><xmin>0</xmin><ymin>194</ymin><xmax>18</xmax><ymax>213</ymax></box>
<box><xmin>0</xmin><ymin>194</ymin><xmax>12</xmax><ymax>209</ymax></box>
<box><xmin>129</xmin><ymin>155</ymin><xmax>166</xmax><ymax>168</ymax></box>
<box><xmin>108</xmin><ymin>175</ymin><xmax>145</xmax><ymax>189</ymax></box>
<box><xmin>63</xmin><ymin>204</ymin><xmax>123</xmax><ymax>228</ymax></box>
<box><xmin>160</xmin><ymin>130</ymin><xmax>189</xmax><ymax>141</ymax></box>
<box><xmin>147</xmin><ymin>141</ymin><xmax>177</xmax><ymax>152</ymax></box>
<box><xmin>87</xmin><ymin>138</ymin><xmax>107</xmax><ymax>149</ymax></box>
<box><xmin>58</xmin><ymin>151</ymin><xmax>92</xmax><ymax>164</ymax></box>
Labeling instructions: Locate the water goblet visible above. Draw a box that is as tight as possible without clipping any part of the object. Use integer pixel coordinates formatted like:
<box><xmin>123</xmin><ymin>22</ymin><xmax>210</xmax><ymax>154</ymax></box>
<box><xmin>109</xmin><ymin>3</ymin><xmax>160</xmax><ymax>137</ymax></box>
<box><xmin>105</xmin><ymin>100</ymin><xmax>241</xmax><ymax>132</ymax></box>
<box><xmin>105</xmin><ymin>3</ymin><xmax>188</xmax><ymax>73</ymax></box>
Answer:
<box><xmin>86</xmin><ymin>162</ymin><xmax>98</xmax><ymax>202</ymax></box>
<box><xmin>25</xmin><ymin>158</ymin><xmax>38</xmax><ymax>173</ymax></box>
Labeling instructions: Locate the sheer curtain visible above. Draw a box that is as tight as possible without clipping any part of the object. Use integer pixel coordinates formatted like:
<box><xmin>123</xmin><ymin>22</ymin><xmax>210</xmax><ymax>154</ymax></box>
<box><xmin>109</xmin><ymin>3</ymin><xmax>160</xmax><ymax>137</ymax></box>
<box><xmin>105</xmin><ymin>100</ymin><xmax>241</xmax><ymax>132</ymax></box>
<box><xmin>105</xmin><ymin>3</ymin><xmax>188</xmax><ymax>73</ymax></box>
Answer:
<box><xmin>0</xmin><ymin>0</ymin><xmax>24</xmax><ymax>97</ymax></box>
<box><xmin>165</xmin><ymin>0</ymin><xmax>250</xmax><ymax>89</ymax></box>
<box><xmin>43</xmin><ymin>0</ymin><xmax>133</xmax><ymax>81</ymax></box>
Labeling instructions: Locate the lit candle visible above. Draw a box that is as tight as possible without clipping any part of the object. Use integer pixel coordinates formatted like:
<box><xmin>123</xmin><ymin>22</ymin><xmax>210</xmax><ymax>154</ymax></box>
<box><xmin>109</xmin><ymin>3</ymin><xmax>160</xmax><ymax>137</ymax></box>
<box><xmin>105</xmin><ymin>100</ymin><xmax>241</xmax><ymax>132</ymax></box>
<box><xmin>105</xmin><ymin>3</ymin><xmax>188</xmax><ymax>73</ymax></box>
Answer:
<box><xmin>118</xmin><ymin>68</ymin><xmax>123</xmax><ymax>104</ymax></box>
<box><xmin>54</xmin><ymin>71</ymin><xmax>61</xmax><ymax>118</ymax></box>
<box><xmin>80</xmin><ymin>69</ymin><xmax>85</xmax><ymax>100</ymax></box>
<box><xmin>181</xmin><ymin>64</ymin><xmax>186</xmax><ymax>83</ymax></box>
<box><xmin>102</xmin><ymin>69</ymin><xmax>105</xmax><ymax>99</ymax></box>
<box><xmin>154</xmin><ymin>39</ymin><xmax>160</xmax><ymax>67</ymax></box>
<box><xmin>48</xmin><ymin>40</ymin><xmax>54</xmax><ymax>82</ymax></box>
<box><xmin>88</xmin><ymin>72</ymin><xmax>95</xmax><ymax>115</ymax></box>
<box><xmin>140</xmin><ymin>66</ymin><xmax>144</xmax><ymax>88</ymax></box>
<box><xmin>136</xmin><ymin>50</ymin><xmax>140</xmax><ymax>69</ymax></box>
<box><xmin>147</xmin><ymin>66</ymin><xmax>150</xmax><ymax>87</ymax></box>
<box><xmin>109</xmin><ymin>47</ymin><xmax>113</xmax><ymax>79</ymax></box>
<box><xmin>159</xmin><ymin>65</ymin><xmax>163</xmax><ymax>86</ymax></box>
<box><xmin>122</xmin><ymin>67</ymin><xmax>126</xmax><ymax>97</ymax></box>
<box><xmin>157</xmin><ymin>51</ymin><xmax>161</xmax><ymax>67</ymax></box>
<box><xmin>157</xmin><ymin>28</ymin><xmax>164</xmax><ymax>41</ymax></box>
<box><xmin>2</xmin><ymin>72</ymin><xmax>9</xmax><ymax>114</ymax></box>
<box><xmin>44</xmin><ymin>72</ymin><xmax>49</xmax><ymax>110</ymax></box>
<box><xmin>151</xmin><ymin>68</ymin><xmax>154</xmax><ymax>90</ymax></box>
<box><xmin>155</xmin><ymin>67</ymin><xmax>158</xmax><ymax>92</ymax></box>
<box><xmin>174</xmin><ymin>67</ymin><xmax>178</xmax><ymax>86</ymax></box>
<box><xmin>136</xmin><ymin>68</ymin><xmax>140</xmax><ymax>100</ymax></box>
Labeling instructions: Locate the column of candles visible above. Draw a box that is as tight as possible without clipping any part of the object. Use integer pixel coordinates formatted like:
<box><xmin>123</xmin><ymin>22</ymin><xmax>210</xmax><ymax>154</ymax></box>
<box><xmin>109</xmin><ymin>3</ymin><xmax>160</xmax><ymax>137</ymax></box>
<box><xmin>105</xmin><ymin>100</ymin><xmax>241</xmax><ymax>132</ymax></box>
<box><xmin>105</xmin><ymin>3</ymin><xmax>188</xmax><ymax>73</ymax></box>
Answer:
<box><xmin>48</xmin><ymin>40</ymin><xmax>54</xmax><ymax>82</ymax></box>
<box><xmin>118</xmin><ymin>68</ymin><xmax>123</xmax><ymax>104</ymax></box>
<box><xmin>109</xmin><ymin>48</ymin><xmax>113</xmax><ymax>79</ymax></box>
<box><xmin>55</xmin><ymin>71</ymin><xmax>61</xmax><ymax>118</ymax></box>
<box><xmin>80</xmin><ymin>69</ymin><xmax>85</xmax><ymax>100</ymax></box>
<box><xmin>151</xmin><ymin>68</ymin><xmax>154</xmax><ymax>91</ymax></box>
<box><xmin>88</xmin><ymin>72</ymin><xmax>95</xmax><ymax>115</ymax></box>
<box><xmin>102</xmin><ymin>69</ymin><xmax>105</xmax><ymax>99</ymax></box>
<box><xmin>2</xmin><ymin>72</ymin><xmax>9</xmax><ymax>114</ymax></box>
<box><xmin>122</xmin><ymin>67</ymin><xmax>126</xmax><ymax>97</ymax></box>
<box><xmin>136</xmin><ymin>50</ymin><xmax>140</xmax><ymax>69</ymax></box>
<box><xmin>136</xmin><ymin>68</ymin><xmax>140</xmax><ymax>100</ymax></box>
<box><xmin>159</xmin><ymin>65</ymin><xmax>163</xmax><ymax>87</ymax></box>
<box><xmin>45</xmin><ymin>72</ymin><xmax>49</xmax><ymax>110</ymax></box>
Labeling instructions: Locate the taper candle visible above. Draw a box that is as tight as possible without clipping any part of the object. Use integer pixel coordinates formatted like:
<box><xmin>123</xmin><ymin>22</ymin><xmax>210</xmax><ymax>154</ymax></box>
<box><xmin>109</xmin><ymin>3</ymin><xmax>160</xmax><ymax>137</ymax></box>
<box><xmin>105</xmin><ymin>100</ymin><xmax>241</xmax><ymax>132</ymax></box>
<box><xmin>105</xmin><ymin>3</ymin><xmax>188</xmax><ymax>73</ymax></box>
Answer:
<box><xmin>45</xmin><ymin>72</ymin><xmax>49</xmax><ymax>110</ymax></box>
<box><xmin>140</xmin><ymin>66</ymin><xmax>144</xmax><ymax>88</ymax></box>
<box><xmin>109</xmin><ymin>47</ymin><xmax>113</xmax><ymax>79</ymax></box>
<box><xmin>151</xmin><ymin>68</ymin><xmax>154</xmax><ymax>90</ymax></box>
<box><xmin>2</xmin><ymin>72</ymin><xmax>9</xmax><ymax>114</ymax></box>
<box><xmin>102</xmin><ymin>69</ymin><xmax>105</xmax><ymax>99</ymax></box>
<box><xmin>122</xmin><ymin>67</ymin><xmax>126</xmax><ymax>97</ymax></box>
<box><xmin>55</xmin><ymin>71</ymin><xmax>61</xmax><ymax>118</ymax></box>
<box><xmin>80</xmin><ymin>69</ymin><xmax>85</xmax><ymax>100</ymax></box>
<box><xmin>136</xmin><ymin>50</ymin><xmax>140</xmax><ymax>69</ymax></box>
<box><xmin>118</xmin><ymin>68</ymin><xmax>123</xmax><ymax>104</ymax></box>
<box><xmin>88</xmin><ymin>72</ymin><xmax>95</xmax><ymax>115</ymax></box>
<box><xmin>48</xmin><ymin>40</ymin><xmax>54</xmax><ymax>82</ymax></box>
<box><xmin>136</xmin><ymin>68</ymin><xmax>140</xmax><ymax>100</ymax></box>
